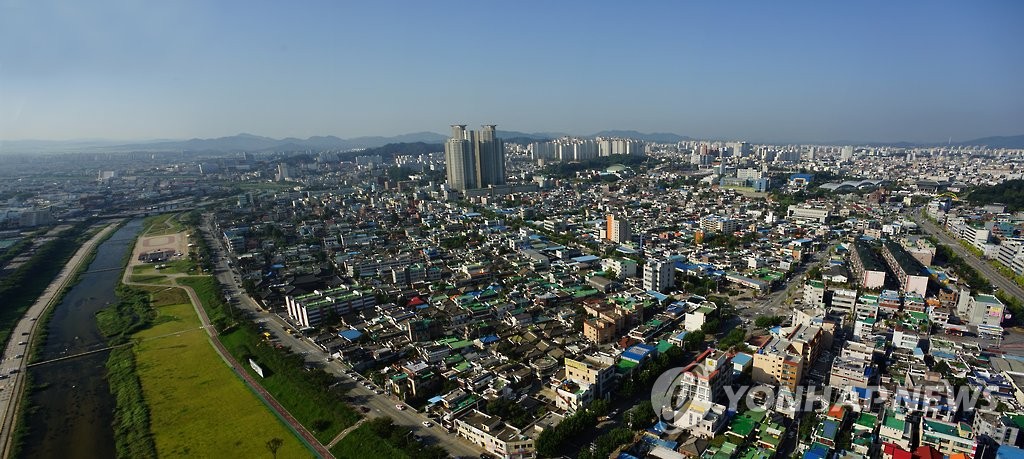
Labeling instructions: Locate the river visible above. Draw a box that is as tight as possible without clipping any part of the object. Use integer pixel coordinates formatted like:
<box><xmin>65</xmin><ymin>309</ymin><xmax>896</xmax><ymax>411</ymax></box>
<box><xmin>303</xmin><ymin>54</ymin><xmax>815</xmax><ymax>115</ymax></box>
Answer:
<box><xmin>19</xmin><ymin>219</ymin><xmax>142</xmax><ymax>459</ymax></box>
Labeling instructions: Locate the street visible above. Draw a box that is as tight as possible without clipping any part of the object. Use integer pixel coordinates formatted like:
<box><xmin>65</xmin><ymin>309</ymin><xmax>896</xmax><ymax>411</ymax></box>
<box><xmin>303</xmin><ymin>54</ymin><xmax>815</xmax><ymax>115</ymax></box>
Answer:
<box><xmin>199</xmin><ymin>214</ymin><xmax>486</xmax><ymax>458</ymax></box>
<box><xmin>911</xmin><ymin>208</ymin><xmax>1024</xmax><ymax>301</ymax></box>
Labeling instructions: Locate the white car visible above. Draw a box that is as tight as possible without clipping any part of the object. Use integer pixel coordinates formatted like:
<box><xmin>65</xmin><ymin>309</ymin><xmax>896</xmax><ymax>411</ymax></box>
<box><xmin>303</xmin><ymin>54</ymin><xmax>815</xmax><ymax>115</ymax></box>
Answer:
<box><xmin>395</xmin><ymin>404</ymin><xmax>406</xmax><ymax>410</ymax></box>
<box><xmin>422</xmin><ymin>421</ymin><xmax>432</xmax><ymax>427</ymax></box>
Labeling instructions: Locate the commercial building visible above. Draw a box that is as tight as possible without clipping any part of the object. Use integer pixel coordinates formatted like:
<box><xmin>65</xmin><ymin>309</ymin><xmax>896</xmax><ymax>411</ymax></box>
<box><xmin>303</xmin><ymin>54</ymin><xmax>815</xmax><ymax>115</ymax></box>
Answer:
<box><xmin>965</xmin><ymin>294</ymin><xmax>1006</xmax><ymax>328</ymax></box>
<box><xmin>445</xmin><ymin>124</ymin><xmax>506</xmax><ymax>191</ymax></box>
<box><xmin>787</xmin><ymin>205</ymin><xmax>831</xmax><ymax>223</ymax></box>
<box><xmin>752</xmin><ymin>337</ymin><xmax>805</xmax><ymax>391</ymax></box>
<box><xmin>677</xmin><ymin>349</ymin><xmax>733</xmax><ymax>404</ymax></box>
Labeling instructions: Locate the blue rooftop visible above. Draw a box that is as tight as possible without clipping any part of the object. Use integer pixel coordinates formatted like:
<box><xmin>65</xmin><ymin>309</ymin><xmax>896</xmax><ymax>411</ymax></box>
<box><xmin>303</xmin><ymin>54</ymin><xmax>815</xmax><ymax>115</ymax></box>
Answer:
<box><xmin>998</xmin><ymin>445</ymin><xmax>1024</xmax><ymax>459</ymax></box>
<box><xmin>338</xmin><ymin>329</ymin><xmax>363</xmax><ymax>341</ymax></box>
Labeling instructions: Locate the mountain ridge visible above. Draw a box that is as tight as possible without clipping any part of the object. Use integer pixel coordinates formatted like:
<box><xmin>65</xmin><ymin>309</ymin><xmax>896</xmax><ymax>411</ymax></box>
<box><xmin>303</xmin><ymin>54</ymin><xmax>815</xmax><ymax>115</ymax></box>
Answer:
<box><xmin>3</xmin><ymin>131</ymin><xmax>1022</xmax><ymax>153</ymax></box>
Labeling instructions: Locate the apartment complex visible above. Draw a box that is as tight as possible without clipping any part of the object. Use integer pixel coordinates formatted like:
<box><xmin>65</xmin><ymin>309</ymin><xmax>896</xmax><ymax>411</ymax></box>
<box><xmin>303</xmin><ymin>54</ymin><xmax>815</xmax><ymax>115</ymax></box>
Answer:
<box><xmin>444</xmin><ymin>124</ymin><xmax>506</xmax><ymax>191</ymax></box>
<box><xmin>850</xmin><ymin>240</ymin><xmax>887</xmax><ymax>289</ymax></box>
<box><xmin>881</xmin><ymin>240</ymin><xmax>929</xmax><ymax>296</ymax></box>
<box><xmin>285</xmin><ymin>287</ymin><xmax>377</xmax><ymax>327</ymax></box>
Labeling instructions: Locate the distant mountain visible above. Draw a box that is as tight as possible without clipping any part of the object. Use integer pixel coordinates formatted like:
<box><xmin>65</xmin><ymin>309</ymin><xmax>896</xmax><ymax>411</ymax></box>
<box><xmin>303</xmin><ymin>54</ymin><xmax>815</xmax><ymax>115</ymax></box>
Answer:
<box><xmin>496</xmin><ymin>130</ymin><xmax>569</xmax><ymax>141</ymax></box>
<box><xmin>957</xmin><ymin>135</ymin><xmax>1024</xmax><ymax>149</ymax></box>
<box><xmin>106</xmin><ymin>132</ymin><xmax>448</xmax><ymax>153</ymax></box>
<box><xmin>589</xmin><ymin>130</ymin><xmax>695</xmax><ymax>143</ymax></box>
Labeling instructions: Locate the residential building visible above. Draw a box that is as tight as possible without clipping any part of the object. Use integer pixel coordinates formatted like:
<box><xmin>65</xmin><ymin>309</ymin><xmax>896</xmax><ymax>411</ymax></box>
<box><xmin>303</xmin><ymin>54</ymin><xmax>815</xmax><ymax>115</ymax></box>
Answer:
<box><xmin>804</xmin><ymin>280</ymin><xmax>827</xmax><ymax>308</ymax></box>
<box><xmin>445</xmin><ymin>124</ymin><xmax>506</xmax><ymax>191</ymax></box>
<box><xmin>606</xmin><ymin>214</ymin><xmax>632</xmax><ymax>243</ymax></box>
<box><xmin>919</xmin><ymin>417</ymin><xmax>976</xmax><ymax>458</ymax></box>
<box><xmin>455</xmin><ymin>410</ymin><xmax>536</xmax><ymax>459</ymax></box>
<box><xmin>850</xmin><ymin>240</ymin><xmax>887</xmax><ymax>289</ymax></box>
<box><xmin>564</xmin><ymin>355</ymin><xmax>615</xmax><ymax>397</ymax></box>
<box><xmin>973</xmin><ymin>410</ymin><xmax>1021</xmax><ymax>446</ymax></box>
<box><xmin>285</xmin><ymin>287</ymin><xmax>376</xmax><ymax>328</ymax></box>
<box><xmin>881</xmin><ymin>240</ymin><xmax>929</xmax><ymax>296</ymax></box>
<box><xmin>677</xmin><ymin>348</ymin><xmax>733</xmax><ymax>404</ymax></box>
<box><xmin>644</xmin><ymin>259</ymin><xmax>675</xmax><ymax>293</ymax></box>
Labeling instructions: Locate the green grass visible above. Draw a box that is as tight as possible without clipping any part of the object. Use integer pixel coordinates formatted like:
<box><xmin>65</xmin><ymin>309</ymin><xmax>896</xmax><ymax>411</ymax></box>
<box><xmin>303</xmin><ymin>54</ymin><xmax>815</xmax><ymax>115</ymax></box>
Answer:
<box><xmin>107</xmin><ymin>346</ymin><xmax>157</xmax><ymax>459</ymax></box>
<box><xmin>330</xmin><ymin>418</ymin><xmax>446</xmax><ymax>459</ymax></box>
<box><xmin>132</xmin><ymin>293</ymin><xmax>309</xmax><ymax>458</ymax></box>
<box><xmin>142</xmin><ymin>213</ymin><xmax>185</xmax><ymax>237</ymax></box>
<box><xmin>330</xmin><ymin>423</ymin><xmax>411</xmax><ymax>459</ymax></box>
<box><xmin>0</xmin><ymin>223</ymin><xmax>90</xmax><ymax>347</ymax></box>
<box><xmin>130</xmin><ymin>274</ymin><xmax>170</xmax><ymax>284</ymax></box>
<box><xmin>221</xmin><ymin>327</ymin><xmax>359</xmax><ymax>443</ymax></box>
<box><xmin>180</xmin><ymin>274</ymin><xmax>360</xmax><ymax>443</ymax></box>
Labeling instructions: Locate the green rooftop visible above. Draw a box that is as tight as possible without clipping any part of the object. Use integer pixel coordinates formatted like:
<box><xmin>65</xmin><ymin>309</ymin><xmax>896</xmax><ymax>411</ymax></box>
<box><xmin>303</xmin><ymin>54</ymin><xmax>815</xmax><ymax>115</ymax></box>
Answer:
<box><xmin>855</xmin><ymin>412</ymin><xmax>878</xmax><ymax>430</ymax></box>
<box><xmin>883</xmin><ymin>410</ymin><xmax>906</xmax><ymax>431</ymax></box>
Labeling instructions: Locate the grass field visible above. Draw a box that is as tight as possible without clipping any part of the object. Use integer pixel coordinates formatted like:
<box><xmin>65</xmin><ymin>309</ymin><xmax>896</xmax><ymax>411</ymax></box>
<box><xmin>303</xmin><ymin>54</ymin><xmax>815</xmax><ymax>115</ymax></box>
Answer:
<box><xmin>330</xmin><ymin>423</ymin><xmax>411</xmax><ymax>459</ymax></box>
<box><xmin>128</xmin><ymin>286</ymin><xmax>309</xmax><ymax>458</ymax></box>
<box><xmin>142</xmin><ymin>213</ymin><xmax>185</xmax><ymax>237</ymax></box>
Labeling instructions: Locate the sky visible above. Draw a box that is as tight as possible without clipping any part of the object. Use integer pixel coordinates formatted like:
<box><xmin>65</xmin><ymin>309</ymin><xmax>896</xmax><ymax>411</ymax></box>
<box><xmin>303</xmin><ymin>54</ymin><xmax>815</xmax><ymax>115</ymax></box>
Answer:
<box><xmin>1</xmin><ymin>1</ymin><xmax>1022</xmax><ymax>143</ymax></box>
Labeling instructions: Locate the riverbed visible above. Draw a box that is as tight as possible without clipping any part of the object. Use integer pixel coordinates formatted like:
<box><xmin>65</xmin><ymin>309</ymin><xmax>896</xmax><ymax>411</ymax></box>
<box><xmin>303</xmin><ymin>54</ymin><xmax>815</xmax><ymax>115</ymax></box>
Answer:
<box><xmin>19</xmin><ymin>219</ymin><xmax>142</xmax><ymax>459</ymax></box>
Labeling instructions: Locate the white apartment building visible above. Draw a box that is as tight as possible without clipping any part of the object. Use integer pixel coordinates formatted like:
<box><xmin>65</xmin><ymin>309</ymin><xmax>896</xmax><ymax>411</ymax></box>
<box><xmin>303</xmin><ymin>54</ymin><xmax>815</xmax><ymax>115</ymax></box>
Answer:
<box><xmin>455</xmin><ymin>410</ymin><xmax>536</xmax><ymax>459</ymax></box>
<box><xmin>643</xmin><ymin>259</ymin><xmax>675</xmax><ymax>293</ymax></box>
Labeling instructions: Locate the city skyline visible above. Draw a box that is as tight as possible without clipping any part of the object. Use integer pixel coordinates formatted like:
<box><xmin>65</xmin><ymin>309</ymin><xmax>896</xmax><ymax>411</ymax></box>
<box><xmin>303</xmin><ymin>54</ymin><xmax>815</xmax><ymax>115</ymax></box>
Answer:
<box><xmin>2</xmin><ymin>1</ymin><xmax>1022</xmax><ymax>143</ymax></box>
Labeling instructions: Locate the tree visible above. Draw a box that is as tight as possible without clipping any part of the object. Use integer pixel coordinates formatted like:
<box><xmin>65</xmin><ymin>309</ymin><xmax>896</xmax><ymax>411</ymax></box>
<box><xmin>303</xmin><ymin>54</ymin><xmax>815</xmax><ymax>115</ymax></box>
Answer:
<box><xmin>754</xmin><ymin>315</ymin><xmax>784</xmax><ymax>329</ymax></box>
<box><xmin>265</xmin><ymin>438</ymin><xmax>283</xmax><ymax>459</ymax></box>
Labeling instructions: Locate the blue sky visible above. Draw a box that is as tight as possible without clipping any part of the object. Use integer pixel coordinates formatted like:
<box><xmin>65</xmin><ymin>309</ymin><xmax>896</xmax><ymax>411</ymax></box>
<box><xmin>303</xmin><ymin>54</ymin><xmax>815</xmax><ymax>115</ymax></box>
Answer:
<box><xmin>1</xmin><ymin>1</ymin><xmax>1022</xmax><ymax>142</ymax></box>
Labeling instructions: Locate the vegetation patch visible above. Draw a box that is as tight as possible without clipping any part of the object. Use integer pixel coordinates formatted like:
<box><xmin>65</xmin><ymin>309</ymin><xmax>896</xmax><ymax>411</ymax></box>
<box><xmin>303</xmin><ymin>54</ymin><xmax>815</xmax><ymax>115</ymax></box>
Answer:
<box><xmin>106</xmin><ymin>346</ymin><xmax>158</xmax><ymax>459</ymax></box>
<box><xmin>132</xmin><ymin>299</ymin><xmax>308</xmax><ymax>458</ymax></box>
<box><xmin>330</xmin><ymin>417</ymin><xmax>446</xmax><ymax>459</ymax></box>
<box><xmin>179</xmin><ymin>272</ymin><xmax>359</xmax><ymax>443</ymax></box>
<box><xmin>220</xmin><ymin>324</ymin><xmax>360</xmax><ymax>443</ymax></box>
<box><xmin>0</xmin><ymin>222</ymin><xmax>91</xmax><ymax>346</ymax></box>
<box><xmin>96</xmin><ymin>285</ymin><xmax>155</xmax><ymax>345</ymax></box>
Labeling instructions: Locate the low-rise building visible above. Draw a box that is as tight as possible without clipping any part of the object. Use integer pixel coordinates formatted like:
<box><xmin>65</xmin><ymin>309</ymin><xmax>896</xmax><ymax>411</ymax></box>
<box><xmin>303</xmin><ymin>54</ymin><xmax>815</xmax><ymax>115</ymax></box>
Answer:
<box><xmin>455</xmin><ymin>410</ymin><xmax>536</xmax><ymax>459</ymax></box>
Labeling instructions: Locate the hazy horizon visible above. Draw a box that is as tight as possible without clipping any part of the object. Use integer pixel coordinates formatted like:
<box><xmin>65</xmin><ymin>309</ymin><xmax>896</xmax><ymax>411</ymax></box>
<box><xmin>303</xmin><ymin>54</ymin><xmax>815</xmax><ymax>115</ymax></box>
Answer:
<box><xmin>2</xmin><ymin>1</ymin><xmax>1022</xmax><ymax>143</ymax></box>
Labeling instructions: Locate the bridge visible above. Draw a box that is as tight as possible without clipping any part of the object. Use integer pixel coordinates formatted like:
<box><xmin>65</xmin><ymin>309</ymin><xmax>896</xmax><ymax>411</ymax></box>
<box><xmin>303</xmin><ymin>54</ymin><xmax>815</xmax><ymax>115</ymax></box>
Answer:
<box><xmin>26</xmin><ymin>344</ymin><xmax>131</xmax><ymax>368</ymax></box>
<box><xmin>79</xmin><ymin>267</ymin><xmax>124</xmax><ymax>275</ymax></box>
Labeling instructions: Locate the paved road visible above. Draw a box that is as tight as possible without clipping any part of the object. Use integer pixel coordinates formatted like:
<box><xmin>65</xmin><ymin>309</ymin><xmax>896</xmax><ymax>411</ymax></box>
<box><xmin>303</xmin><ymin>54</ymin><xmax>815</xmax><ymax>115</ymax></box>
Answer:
<box><xmin>200</xmin><ymin>214</ymin><xmax>487</xmax><ymax>458</ymax></box>
<box><xmin>912</xmin><ymin>209</ymin><xmax>1024</xmax><ymax>301</ymax></box>
<box><xmin>0</xmin><ymin>222</ymin><xmax>121</xmax><ymax>459</ymax></box>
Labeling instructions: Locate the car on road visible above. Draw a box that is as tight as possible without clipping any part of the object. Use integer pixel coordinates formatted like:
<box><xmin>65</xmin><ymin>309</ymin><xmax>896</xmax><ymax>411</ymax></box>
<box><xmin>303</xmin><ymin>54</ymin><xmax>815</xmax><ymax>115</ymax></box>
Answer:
<box><xmin>422</xmin><ymin>421</ymin><xmax>432</xmax><ymax>427</ymax></box>
<box><xmin>395</xmin><ymin>404</ymin><xmax>406</xmax><ymax>410</ymax></box>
